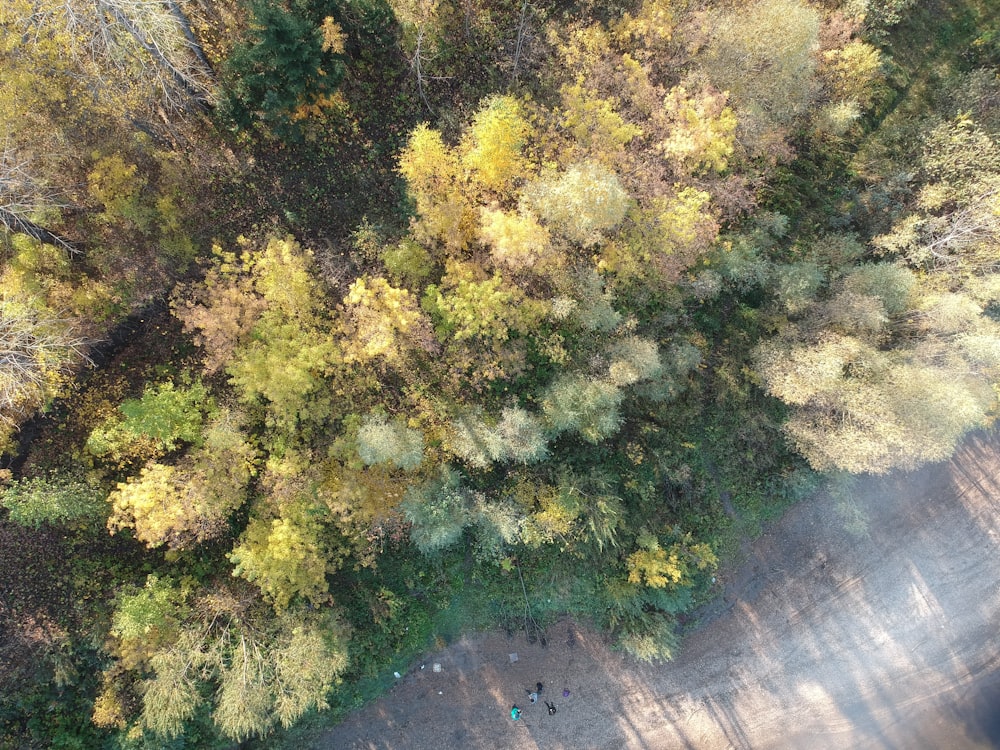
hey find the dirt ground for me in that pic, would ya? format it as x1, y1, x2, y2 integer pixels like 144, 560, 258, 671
316, 433, 1000, 750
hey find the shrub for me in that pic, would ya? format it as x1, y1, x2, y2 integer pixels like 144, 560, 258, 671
541, 374, 624, 442
1, 471, 105, 529
401, 468, 474, 555
356, 415, 425, 470
522, 162, 631, 247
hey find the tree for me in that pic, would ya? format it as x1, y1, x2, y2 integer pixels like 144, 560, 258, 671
658, 86, 737, 175
86, 379, 212, 469
398, 123, 477, 251
541, 374, 623, 443
754, 121, 1000, 473
460, 94, 534, 194
88, 0, 215, 111
820, 39, 884, 109
110, 575, 188, 669
873, 119, 1000, 271
447, 407, 506, 468
521, 161, 631, 247
6, 0, 214, 119
447, 406, 547, 467
0, 146, 78, 253
1, 470, 105, 529
558, 78, 643, 166
423, 261, 544, 343
755, 261, 1000, 474
107, 408, 256, 549
130, 586, 349, 741
341, 276, 436, 365
356, 414, 425, 470
174, 237, 342, 435
221, 0, 345, 132
606, 337, 662, 387
401, 467, 474, 554
0, 296, 88, 450
626, 528, 716, 589
229, 503, 333, 610
697, 0, 820, 156
478, 207, 561, 275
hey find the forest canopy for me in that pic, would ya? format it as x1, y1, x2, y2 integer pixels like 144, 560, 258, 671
1, 0, 999, 746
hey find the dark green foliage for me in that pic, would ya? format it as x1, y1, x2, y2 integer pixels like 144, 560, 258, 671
220, 0, 346, 134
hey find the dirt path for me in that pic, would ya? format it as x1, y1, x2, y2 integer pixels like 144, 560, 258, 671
315, 433, 1000, 750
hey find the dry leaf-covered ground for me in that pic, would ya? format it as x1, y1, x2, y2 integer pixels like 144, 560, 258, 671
317, 433, 1000, 749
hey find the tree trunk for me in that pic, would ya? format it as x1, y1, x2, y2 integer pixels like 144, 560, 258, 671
0, 207, 78, 254
165, 0, 216, 78
100, 1, 211, 110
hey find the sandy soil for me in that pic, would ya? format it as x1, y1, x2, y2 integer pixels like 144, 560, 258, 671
315, 432, 1000, 750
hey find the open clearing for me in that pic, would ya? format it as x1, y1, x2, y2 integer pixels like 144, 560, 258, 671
317, 432, 1000, 749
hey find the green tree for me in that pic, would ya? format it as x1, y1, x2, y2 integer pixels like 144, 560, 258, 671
134, 591, 349, 741
541, 374, 624, 443
86, 379, 213, 468
423, 261, 544, 343
401, 467, 474, 554
1, 470, 105, 529
221, 0, 345, 132
110, 575, 188, 669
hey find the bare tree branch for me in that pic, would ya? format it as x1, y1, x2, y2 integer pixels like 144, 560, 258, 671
0, 144, 79, 254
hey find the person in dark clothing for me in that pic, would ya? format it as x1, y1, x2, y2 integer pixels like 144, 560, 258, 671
527, 682, 543, 703
545, 701, 557, 715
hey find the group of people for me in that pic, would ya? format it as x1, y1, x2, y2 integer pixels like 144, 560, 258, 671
510, 682, 561, 721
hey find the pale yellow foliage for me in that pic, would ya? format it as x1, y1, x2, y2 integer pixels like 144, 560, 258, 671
342, 276, 432, 363
756, 333, 870, 406
478, 207, 559, 273
523, 161, 632, 246
659, 86, 737, 174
